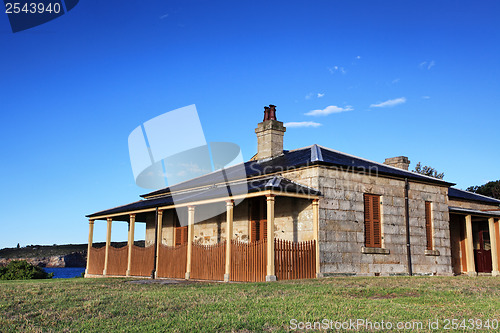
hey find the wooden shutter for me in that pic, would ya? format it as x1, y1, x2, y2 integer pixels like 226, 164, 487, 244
175, 226, 188, 246
250, 220, 258, 242
425, 201, 433, 250
250, 219, 267, 242
175, 227, 182, 246
259, 220, 267, 241
364, 194, 381, 248
174, 214, 186, 246
250, 198, 267, 242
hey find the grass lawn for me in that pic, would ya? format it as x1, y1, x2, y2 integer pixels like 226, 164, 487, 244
0, 276, 499, 332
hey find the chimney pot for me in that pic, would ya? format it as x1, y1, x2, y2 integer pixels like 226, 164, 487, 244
263, 106, 270, 121
268, 105, 277, 120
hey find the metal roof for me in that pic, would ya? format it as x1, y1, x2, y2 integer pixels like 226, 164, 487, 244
87, 145, 470, 219
449, 206, 500, 217
142, 145, 454, 199
448, 187, 500, 205
86, 176, 320, 218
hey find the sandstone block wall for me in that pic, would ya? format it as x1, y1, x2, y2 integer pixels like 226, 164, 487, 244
145, 196, 314, 246
144, 163, 455, 277
285, 166, 452, 276
449, 199, 499, 211
274, 197, 313, 242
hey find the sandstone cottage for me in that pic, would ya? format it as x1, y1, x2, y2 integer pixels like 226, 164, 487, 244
86, 105, 500, 281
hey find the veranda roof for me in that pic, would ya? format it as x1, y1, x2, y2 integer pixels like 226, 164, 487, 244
86, 176, 321, 219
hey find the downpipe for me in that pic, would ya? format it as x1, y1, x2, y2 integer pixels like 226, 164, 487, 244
152, 207, 158, 279
405, 178, 413, 276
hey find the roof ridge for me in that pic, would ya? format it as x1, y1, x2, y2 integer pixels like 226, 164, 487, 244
311, 144, 324, 162
265, 176, 282, 188
286, 144, 316, 153
316, 145, 453, 185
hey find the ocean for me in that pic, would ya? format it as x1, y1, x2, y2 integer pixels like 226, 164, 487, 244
43, 267, 86, 279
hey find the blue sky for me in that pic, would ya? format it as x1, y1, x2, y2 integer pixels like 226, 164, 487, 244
0, 0, 499, 249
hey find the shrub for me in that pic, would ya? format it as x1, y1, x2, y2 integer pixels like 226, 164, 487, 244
0, 260, 53, 280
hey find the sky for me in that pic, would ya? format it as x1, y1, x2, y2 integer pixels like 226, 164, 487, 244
0, 0, 499, 249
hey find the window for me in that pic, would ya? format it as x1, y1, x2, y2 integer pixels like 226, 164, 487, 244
250, 220, 267, 242
174, 215, 187, 246
249, 197, 267, 242
425, 201, 433, 250
364, 194, 381, 248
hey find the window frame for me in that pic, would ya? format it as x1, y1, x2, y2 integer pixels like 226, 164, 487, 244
364, 193, 382, 248
425, 201, 433, 251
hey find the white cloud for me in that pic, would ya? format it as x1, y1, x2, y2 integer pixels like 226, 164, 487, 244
306, 92, 325, 99
356, 56, 361, 59
392, 78, 400, 84
419, 60, 435, 70
370, 97, 406, 108
422, 96, 431, 99
305, 105, 353, 116
160, 13, 169, 19
284, 121, 322, 128
327, 66, 346, 74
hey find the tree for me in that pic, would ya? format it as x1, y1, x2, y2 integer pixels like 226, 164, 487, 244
412, 162, 444, 179
466, 180, 500, 199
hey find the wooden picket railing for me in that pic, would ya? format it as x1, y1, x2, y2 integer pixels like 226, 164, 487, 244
230, 239, 267, 282
157, 243, 188, 279
190, 242, 226, 281
87, 246, 105, 275
275, 239, 316, 280
129, 245, 155, 277
87, 239, 317, 281
106, 246, 128, 276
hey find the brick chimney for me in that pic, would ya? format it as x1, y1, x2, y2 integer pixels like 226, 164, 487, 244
384, 156, 411, 170
255, 105, 286, 160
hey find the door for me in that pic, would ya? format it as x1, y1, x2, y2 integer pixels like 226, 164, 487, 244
473, 222, 492, 273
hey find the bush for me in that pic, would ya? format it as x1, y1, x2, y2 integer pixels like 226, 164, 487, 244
0, 260, 53, 280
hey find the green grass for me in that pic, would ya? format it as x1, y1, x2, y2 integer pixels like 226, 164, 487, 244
0, 276, 499, 332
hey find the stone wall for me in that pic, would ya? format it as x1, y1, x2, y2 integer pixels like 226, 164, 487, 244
285, 165, 452, 276
145, 213, 156, 247
191, 201, 250, 245
146, 201, 252, 246
145, 163, 455, 277
145, 196, 314, 246
449, 199, 499, 211
274, 197, 314, 242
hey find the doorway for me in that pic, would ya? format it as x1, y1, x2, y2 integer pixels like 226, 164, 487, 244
473, 220, 492, 273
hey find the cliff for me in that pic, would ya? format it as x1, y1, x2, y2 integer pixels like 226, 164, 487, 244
0, 252, 87, 268
0, 241, 145, 268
